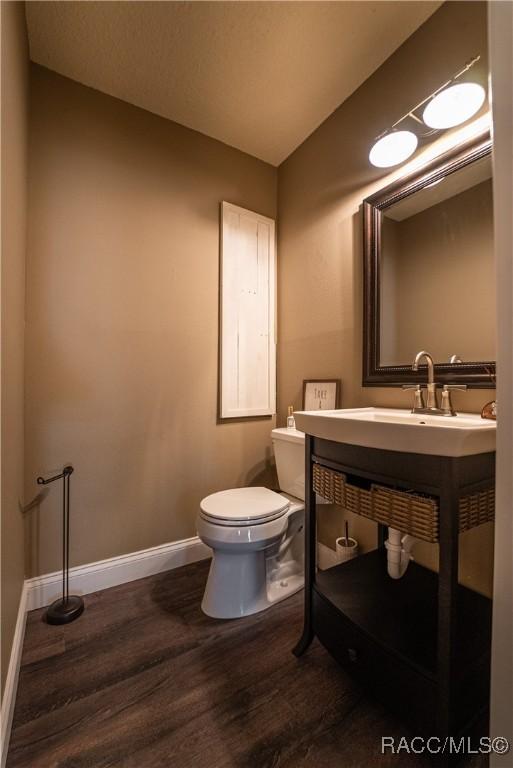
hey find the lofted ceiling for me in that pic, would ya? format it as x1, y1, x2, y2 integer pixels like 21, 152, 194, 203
25, 1, 442, 166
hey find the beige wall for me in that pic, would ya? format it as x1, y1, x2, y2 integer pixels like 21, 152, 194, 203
278, 1, 495, 595
1, 2, 29, 695
25, 65, 277, 577
382, 178, 495, 365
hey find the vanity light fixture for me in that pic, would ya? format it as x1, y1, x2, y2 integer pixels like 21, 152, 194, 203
422, 82, 486, 129
369, 56, 485, 169
368, 130, 418, 168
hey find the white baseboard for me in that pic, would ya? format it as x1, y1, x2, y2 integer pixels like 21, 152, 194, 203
26, 536, 211, 611
1, 583, 28, 768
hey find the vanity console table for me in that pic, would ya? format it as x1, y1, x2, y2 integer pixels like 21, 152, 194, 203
294, 435, 494, 759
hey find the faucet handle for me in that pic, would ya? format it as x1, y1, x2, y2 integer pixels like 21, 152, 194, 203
402, 384, 425, 412
440, 384, 467, 416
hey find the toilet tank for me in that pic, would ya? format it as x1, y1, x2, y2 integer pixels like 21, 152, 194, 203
271, 428, 305, 501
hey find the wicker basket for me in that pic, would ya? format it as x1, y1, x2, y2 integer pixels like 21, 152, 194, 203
312, 463, 494, 544
459, 488, 495, 532
370, 484, 438, 542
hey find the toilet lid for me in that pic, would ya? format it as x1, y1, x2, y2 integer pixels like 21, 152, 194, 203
200, 487, 289, 524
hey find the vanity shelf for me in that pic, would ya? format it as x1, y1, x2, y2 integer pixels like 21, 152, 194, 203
294, 435, 495, 764
315, 550, 491, 681
314, 550, 491, 736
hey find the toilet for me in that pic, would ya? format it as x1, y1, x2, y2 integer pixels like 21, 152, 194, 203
197, 427, 305, 619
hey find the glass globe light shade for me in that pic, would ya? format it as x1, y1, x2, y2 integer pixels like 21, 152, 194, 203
422, 82, 486, 129
369, 131, 418, 168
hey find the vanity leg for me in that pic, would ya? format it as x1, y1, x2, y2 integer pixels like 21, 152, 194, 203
293, 435, 316, 657
435, 461, 460, 764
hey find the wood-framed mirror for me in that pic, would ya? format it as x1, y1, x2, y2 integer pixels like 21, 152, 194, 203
363, 131, 495, 387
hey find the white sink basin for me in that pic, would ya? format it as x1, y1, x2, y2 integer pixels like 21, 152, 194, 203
293, 407, 496, 457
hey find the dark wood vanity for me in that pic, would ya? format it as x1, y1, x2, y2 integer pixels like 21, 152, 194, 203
292, 125, 497, 763
294, 435, 494, 763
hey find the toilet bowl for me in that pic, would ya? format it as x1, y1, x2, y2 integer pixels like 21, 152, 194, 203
197, 428, 305, 619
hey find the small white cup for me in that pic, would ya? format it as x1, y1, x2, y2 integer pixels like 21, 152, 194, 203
335, 536, 359, 563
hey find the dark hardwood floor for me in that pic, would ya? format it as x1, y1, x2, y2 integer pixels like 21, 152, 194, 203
7, 560, 487, 768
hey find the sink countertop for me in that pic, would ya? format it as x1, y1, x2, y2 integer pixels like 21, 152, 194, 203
293, 407, 496, 457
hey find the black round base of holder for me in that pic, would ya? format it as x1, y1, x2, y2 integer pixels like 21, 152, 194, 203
45, 595, 84, 625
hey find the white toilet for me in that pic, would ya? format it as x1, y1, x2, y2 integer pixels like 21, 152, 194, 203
197, 427, 305, 619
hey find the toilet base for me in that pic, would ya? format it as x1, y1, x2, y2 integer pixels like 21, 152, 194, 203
266, 571, 304, 607
201, 547, 304, 620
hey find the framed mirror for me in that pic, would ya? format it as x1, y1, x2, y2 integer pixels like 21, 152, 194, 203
363, 132, 495, 387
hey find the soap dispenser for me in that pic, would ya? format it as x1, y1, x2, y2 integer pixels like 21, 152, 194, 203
287, 406, 296, 429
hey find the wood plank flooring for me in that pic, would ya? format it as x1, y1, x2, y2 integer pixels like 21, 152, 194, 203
7, 560, 487, 768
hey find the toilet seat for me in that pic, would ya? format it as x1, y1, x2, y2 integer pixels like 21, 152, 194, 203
200, 487, 290, 527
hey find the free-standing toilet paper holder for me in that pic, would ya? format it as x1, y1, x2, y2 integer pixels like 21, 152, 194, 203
37, 465, 84, 624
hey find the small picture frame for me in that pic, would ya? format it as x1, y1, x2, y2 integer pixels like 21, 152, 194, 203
302, 379, 341, 411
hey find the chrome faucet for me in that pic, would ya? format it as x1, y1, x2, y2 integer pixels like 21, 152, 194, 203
412, 350, 438, 411
403, 350, 468, 416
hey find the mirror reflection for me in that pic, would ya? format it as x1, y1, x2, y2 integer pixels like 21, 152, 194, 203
379, 155, 494, 367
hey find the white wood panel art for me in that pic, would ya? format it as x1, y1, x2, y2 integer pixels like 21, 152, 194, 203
220, 202, 276, 418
